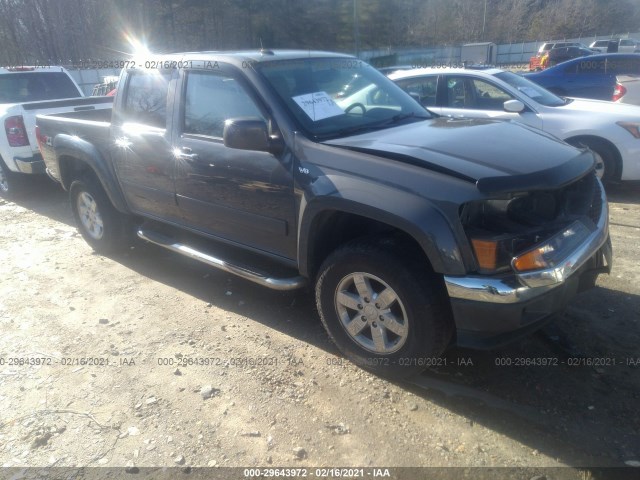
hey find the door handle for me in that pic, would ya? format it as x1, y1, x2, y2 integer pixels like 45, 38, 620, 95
175, 147, 198, 161
176, 153, 199, 160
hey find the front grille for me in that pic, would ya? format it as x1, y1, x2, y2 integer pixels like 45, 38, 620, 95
587, 174, 603, 225
557, 171, 602, 226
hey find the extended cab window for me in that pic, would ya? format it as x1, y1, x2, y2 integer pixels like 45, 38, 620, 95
183, 71, 264, 138
124, 70, 171, 128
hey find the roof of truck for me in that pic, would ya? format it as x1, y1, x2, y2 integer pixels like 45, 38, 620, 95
138, 49, 353, 66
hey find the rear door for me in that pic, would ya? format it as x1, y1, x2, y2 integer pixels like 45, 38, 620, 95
111, 69, 181, 221
172, 66, 296, 259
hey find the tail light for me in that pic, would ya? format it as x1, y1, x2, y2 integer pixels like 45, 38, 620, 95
4, 115, 30, 147
613, 83, 627, 102
35, 125, 50, 151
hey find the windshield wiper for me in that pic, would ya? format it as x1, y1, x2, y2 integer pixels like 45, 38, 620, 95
380, 112, 432, 125
331, 112, 430, 138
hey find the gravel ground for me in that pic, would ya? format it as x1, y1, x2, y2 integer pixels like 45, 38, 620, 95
0, 177, 638, 479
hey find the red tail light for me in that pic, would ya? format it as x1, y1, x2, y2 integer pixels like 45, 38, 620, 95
613, 83, 627, 102
35, 125, 49, 151
4, 115, 30, 147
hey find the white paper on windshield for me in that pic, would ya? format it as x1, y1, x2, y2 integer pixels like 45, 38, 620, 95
292, 91, 344, 121
518, 87, 541, 98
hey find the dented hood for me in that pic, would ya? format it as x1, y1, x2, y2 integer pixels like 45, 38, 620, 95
323, 117, 595, 194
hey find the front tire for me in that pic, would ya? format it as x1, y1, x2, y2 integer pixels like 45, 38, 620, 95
315, 238, 454, 378
70, 176, 128, 254
566, 138, 618, 183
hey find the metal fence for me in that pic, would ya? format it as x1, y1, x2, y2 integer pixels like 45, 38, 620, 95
67, 32, 640, 95
361, 32, 640, 67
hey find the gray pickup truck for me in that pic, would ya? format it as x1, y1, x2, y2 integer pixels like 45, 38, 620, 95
36, 50, 612, 377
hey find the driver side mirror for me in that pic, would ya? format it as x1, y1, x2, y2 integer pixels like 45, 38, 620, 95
503, 99, 525, 113
223, 118, 282, 154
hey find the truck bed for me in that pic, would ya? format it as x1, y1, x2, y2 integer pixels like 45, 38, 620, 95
38, 105, 112, 122
36, 108, 113, 183
13, 96, 113, 158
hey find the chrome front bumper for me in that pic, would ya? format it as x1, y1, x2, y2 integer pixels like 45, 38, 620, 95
444, 179, 610, 305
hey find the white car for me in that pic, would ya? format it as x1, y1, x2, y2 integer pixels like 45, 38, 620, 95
614, 75, 640, 105
390, 67, 640, 182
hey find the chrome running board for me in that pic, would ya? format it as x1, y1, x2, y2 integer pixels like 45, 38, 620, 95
137, 229, 306, 291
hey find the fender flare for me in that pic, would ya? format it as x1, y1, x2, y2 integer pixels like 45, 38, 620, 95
297, 194, 467, 278
54, 134, 130, 213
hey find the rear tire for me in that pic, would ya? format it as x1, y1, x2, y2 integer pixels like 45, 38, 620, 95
315, 238, 454, 378
70, 175, 129, 254
0, 157, 22, 199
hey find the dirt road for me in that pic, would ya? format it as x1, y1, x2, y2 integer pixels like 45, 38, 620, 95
0, 177, 638, 478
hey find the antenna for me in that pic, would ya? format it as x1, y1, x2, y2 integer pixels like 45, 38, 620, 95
259, 39, 274, 56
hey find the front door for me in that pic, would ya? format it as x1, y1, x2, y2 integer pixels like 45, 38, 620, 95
438, 75, 543, 130
173, 67, 296, 259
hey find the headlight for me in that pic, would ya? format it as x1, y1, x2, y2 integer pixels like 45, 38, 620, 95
461, 196, 557, 273
461, 187, 596, 274
511, 220, 592, 272
468, 220, 591, 274
617, 121, 640, 139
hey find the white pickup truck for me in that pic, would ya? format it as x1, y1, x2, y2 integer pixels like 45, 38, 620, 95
0, 66, 113, 198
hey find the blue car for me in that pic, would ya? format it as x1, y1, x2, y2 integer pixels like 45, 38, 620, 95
525, 53, 640, 100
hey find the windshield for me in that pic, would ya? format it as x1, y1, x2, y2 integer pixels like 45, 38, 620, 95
256, 58, 430, 139
0, 72, 81, 103
495, 71, 566, 107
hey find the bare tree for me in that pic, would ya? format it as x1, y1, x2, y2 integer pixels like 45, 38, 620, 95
1, 0, 640, 66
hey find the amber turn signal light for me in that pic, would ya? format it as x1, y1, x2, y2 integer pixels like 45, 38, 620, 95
512, 246, 551, 272
471, 239, 498, 270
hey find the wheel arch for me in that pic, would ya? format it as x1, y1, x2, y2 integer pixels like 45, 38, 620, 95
564, 134, 622, 181
298, 199, 466, 280
53, 134, 129, 213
